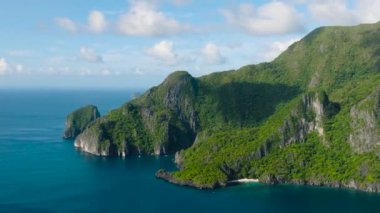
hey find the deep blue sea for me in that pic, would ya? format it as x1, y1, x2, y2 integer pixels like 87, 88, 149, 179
0, 90, 379, 213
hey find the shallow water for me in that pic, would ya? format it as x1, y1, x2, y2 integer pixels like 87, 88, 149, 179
0, 90, 379, 213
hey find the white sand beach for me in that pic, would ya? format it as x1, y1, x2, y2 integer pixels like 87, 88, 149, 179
228, 178, 259, 184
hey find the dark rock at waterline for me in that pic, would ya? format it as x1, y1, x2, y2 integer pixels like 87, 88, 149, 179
155, 169, 221, 190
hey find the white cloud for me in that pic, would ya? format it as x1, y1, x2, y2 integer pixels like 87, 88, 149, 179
0, 59, 31, 76
101, 68, 111, 76
79, 68, 92, 76
56, 11, 107, 34
79, 68, 113, 76
48, 56, 67, 64
201, 43, 225, 65
12, 64, 31, 75
263, 38, 301, 62
55, 18, 77, 33
46, 66, 71, 75
170, 0, 191, 6
0, 58, 9, 75
134, 68, 145, 75
308, 0, 356, 25
15, 64, 23, 73
283, 0, 309, 4
308, 0, 380, 25
147, 40, 179, 65
54, 1, 192, 36
356, 0, 380, 23
88, 10, 107, 33
117, 1, 190, 36
80, 47, 103, 63
8, 50, 31, 57
136, 0, 191, 6
221, 2, 304, 35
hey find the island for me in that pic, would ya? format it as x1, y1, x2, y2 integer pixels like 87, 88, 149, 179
63, 22, 380, 193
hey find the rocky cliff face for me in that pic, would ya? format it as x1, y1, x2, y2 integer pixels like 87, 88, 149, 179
137, 71, 199, 155
254, 92, 340, 159
63, 105, 100, 139
74, 119, 106, 156
74, 117, 127, 156
349, 87, 380, 154
161, 72, 199, 133
279, 91, 339, 146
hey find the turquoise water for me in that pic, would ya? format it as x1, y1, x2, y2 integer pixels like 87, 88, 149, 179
0, 90, 379, 213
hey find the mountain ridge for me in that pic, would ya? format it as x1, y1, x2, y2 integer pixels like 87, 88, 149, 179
63, 22, 380, 192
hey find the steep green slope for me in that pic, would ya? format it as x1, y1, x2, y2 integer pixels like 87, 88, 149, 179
63, 105, 100, 139
66, 22, 380, 192
161, 23, 380, 191
74, 71, 199, 156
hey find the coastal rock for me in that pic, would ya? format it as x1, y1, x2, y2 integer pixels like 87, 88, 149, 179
155, 169, 219, 189
260, 175, 380, 193
349, 87, 380, 154
260, 174, 279, 185
63, 105, 100, 139
74, 118, 111, 156
174, 151, 184, 168
74, 117, 127, 156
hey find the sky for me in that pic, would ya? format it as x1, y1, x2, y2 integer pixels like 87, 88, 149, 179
0, 0, 379, 89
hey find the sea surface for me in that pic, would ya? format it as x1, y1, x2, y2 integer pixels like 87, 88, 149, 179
0, 89, 379, 213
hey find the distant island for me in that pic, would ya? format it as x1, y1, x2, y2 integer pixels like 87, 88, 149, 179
64, 22, 380, 193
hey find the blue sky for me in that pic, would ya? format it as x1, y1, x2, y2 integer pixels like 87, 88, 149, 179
0, 0, 379, 89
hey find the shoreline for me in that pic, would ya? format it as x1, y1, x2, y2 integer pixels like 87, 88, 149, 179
156, 170, 380, 193
227, 178, 260, 184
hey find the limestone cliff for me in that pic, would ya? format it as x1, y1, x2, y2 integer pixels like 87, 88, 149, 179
349, 87, 380, 154
255, 92, 340, 159
74, 118, 107, 156
280, 91, 339, 144
137, 71, 199, 155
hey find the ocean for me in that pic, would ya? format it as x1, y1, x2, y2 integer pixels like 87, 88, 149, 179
0, 89, 379, 213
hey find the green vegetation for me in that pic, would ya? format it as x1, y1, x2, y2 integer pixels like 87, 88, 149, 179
63, 105, 100, 139
69, 22, 380, 191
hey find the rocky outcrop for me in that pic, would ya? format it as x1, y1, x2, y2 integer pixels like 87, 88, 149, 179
279, 92, 339, 147
63, 105, 100, 139
260, 174, 380, 193
74, 115, 130, 157
155, 169, 219, 189
74, 118, 113, 156
135, 71, 199, 156
75, 124, 104, 156
162, 71, 199, 133
254, 92, 340, 159
349, 87, 380, 154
